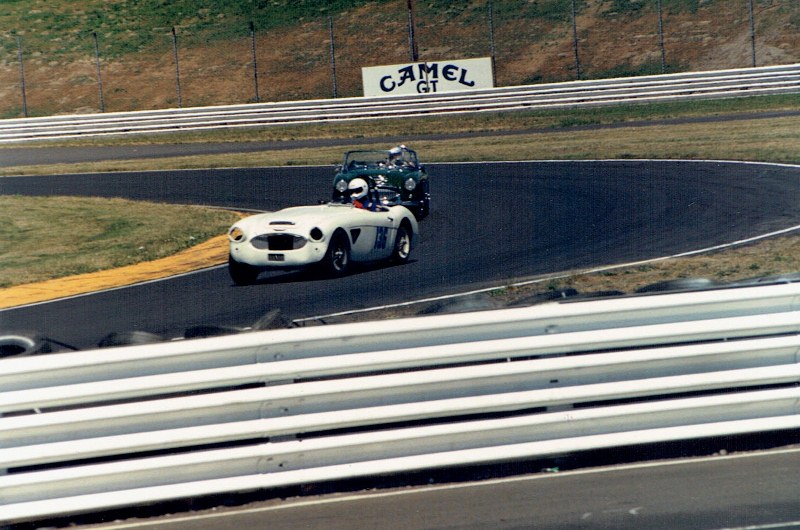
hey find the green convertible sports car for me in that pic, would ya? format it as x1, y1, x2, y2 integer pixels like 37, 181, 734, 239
332, 145, 430, 220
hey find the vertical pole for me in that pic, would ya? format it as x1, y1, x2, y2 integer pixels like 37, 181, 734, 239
328, 16, 338, 99
657, 0, 666, 74
488, 0, 497, 87
250, 22, 260, 103
171, 26, 182, 108
748, 0, 756, 67
93, 32, 106, 112
407, 0, 419, 62
571, 0, 582, 79
16, 36, 28, 118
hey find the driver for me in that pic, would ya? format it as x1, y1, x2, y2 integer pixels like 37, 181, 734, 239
348, 178, 387, 212
388, 145, 405, 167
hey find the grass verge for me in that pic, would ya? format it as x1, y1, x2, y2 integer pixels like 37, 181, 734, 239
0, 195, 240, 288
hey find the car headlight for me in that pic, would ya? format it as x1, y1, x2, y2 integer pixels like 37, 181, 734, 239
335, 179, 348, 193
228, 226, 246, 242
404, 177, 417, 191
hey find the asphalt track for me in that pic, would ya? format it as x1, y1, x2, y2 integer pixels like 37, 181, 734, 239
1, 160, 799, 350
108, 448, 800, 530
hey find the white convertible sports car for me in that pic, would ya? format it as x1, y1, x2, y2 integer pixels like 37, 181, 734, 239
227, 202, 419, 284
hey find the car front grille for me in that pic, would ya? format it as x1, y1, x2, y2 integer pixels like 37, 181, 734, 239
251, 234, 307, 251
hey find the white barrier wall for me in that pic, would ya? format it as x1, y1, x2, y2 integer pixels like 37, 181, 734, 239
2, 282, 800, 523
4, 64, 797, 142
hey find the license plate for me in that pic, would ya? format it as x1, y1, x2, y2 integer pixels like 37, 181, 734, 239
268, 254, 285, 262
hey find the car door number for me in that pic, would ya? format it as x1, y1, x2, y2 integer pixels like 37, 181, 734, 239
374, 226, 389, 250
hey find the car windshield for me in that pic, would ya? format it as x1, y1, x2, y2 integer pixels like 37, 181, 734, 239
344, 149, 417, 169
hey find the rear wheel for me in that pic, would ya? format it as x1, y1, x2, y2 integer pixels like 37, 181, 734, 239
391, 223, 412, 263
322, 230, 350, 276
229, 254, 260, 285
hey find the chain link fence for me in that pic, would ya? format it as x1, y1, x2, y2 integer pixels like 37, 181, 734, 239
1, 0, 798, 118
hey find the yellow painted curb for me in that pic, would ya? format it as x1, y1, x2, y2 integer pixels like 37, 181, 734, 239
0, 235, 230, 309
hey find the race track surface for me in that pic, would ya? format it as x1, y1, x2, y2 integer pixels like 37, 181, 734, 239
140, 448, 800, 530
1, 160, 798, 349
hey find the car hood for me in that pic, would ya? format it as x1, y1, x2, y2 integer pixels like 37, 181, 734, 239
234, 204, 357, 234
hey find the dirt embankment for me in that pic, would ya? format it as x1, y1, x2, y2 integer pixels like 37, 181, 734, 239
0, 0, 798, 117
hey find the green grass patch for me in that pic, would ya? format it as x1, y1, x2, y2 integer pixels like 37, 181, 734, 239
0, 0, 393, 59
0, 196, 238, 288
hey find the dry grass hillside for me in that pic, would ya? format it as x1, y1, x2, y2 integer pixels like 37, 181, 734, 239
0, 0, 798, 117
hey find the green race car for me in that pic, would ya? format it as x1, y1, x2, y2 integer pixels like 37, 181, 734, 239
332, 146, 430, 220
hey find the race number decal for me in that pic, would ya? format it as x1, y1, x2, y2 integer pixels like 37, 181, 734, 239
374, 227, 389, 250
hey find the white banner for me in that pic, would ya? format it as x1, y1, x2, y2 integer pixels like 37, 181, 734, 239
362, 57, 494, 97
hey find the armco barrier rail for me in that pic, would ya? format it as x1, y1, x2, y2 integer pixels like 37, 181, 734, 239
1, 63, 799, 143
2, 282, 800, 523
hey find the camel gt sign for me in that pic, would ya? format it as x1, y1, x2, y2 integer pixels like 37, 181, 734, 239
362, 57, 493, 97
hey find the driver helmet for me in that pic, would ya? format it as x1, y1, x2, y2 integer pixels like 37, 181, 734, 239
348, 178, 369, 201
389, 146, 404, 165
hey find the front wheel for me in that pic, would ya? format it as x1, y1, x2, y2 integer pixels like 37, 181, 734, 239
322, 231, 351, 276
229, 254, 260, 285
391, 223, 412, 263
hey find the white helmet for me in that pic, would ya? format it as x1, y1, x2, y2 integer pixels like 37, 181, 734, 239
389, 146, 403, 156
348, 178, 369, 201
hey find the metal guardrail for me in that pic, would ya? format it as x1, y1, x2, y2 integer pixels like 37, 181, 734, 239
1, 63, 799, 143
2, 282, 800, 523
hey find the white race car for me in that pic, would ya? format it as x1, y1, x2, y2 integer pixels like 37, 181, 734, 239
227, 202, 419, 284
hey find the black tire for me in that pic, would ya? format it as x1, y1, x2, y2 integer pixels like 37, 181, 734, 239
228, 254, 260, 285
322, 230, 350, 276
391, 222, 413, 263
0, 332, 53, 358
97, 331, 164, 348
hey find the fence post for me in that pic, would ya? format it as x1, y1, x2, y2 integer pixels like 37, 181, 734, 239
171, 26, 182, 108
407, 0, 419, 62
657, 0, 666, 73
328, 16, 338, 98
571, 0, 582, 79
748, 0, 757, 67
92, 32, 106, 112
488, 0, 497, 86
250, 22, 260, 103
16, 36, 28, 117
